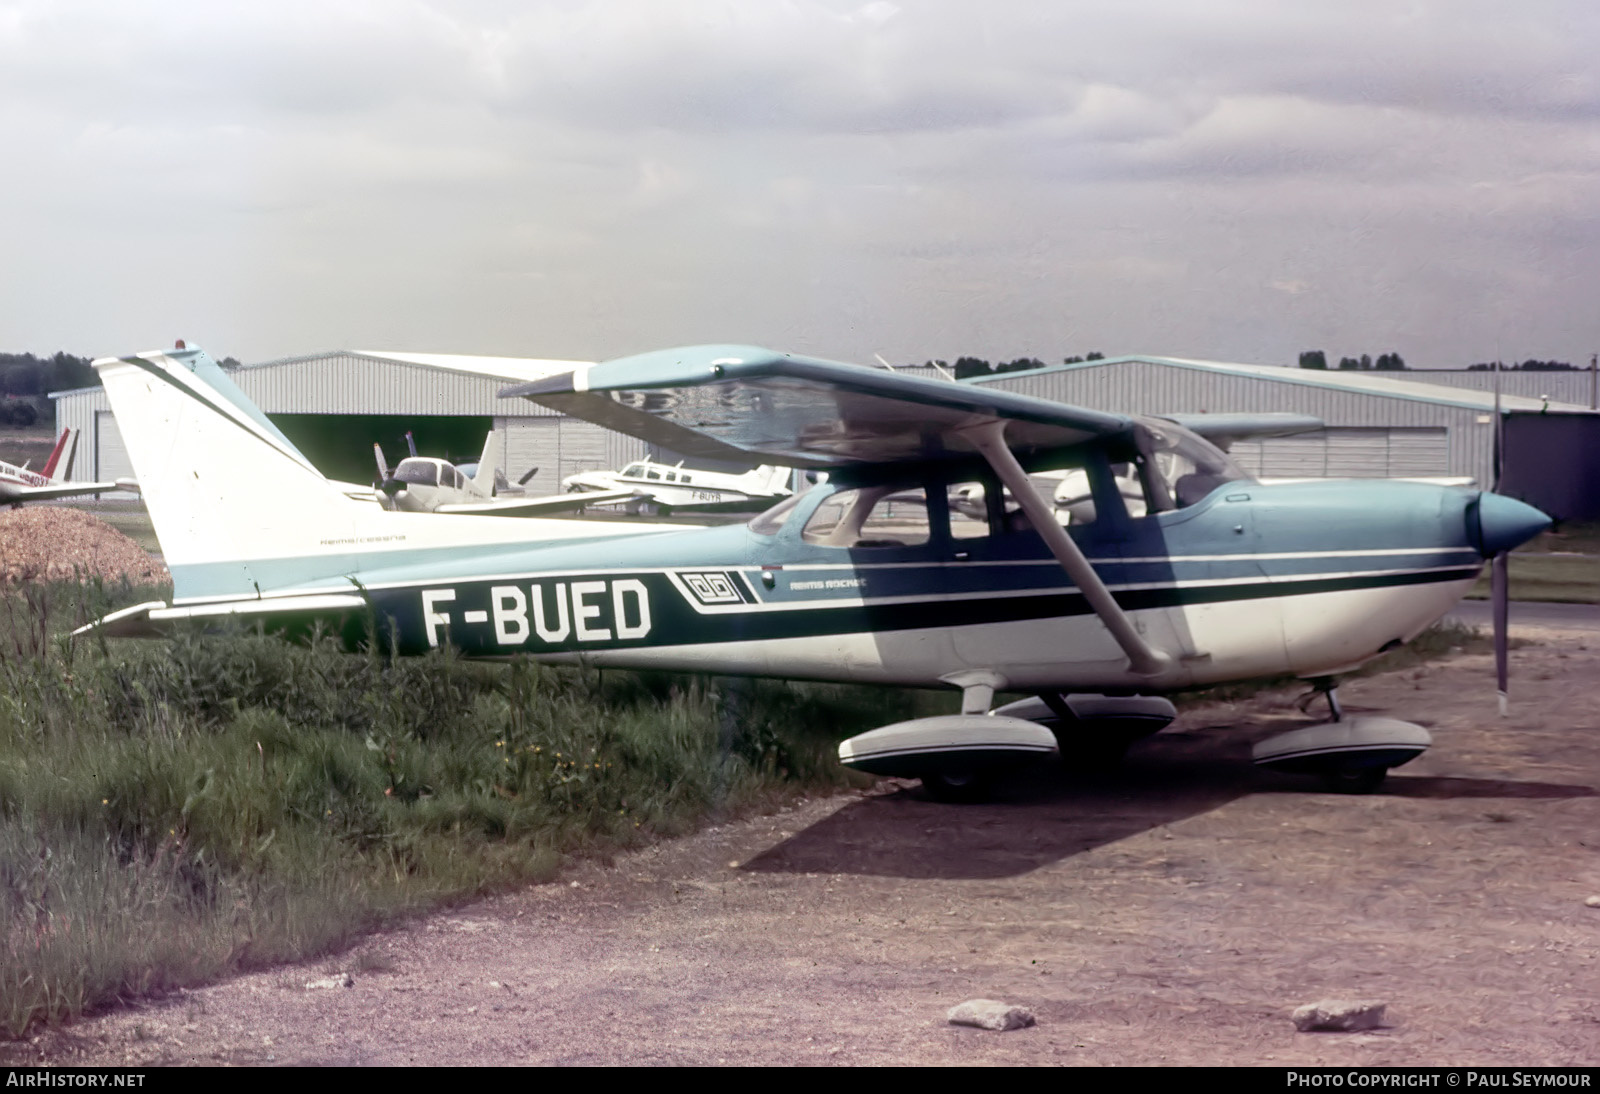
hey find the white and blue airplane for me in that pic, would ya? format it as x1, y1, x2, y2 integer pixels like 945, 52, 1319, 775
85, 344, 1550, 799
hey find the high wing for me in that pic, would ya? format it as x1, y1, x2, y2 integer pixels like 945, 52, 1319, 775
501, 345, 1134, 470
434, 487, 637, 516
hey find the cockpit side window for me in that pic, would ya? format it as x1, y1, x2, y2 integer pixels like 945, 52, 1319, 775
748, 491, 805, 535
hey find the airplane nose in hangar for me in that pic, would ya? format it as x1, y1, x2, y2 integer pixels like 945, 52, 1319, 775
1473, 492, 1552, 558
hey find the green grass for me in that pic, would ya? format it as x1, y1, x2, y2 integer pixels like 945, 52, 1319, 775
1461, 521, 1600, 604
0, 579, 908, 1037
1466, 552, 1600, 603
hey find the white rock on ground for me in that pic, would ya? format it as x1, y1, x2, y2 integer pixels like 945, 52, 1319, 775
1292, 999, 1387, 1032
303, 974, 354, 991
946, 999, 1036, 1031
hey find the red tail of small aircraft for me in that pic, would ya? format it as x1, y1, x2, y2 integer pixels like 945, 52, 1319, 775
39, 429, 72, 482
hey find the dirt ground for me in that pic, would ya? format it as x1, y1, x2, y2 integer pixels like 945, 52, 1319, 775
0, 507, 167, 586
10, 616, 1600, 1067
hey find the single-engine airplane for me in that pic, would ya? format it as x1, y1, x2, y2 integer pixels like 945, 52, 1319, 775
0, 428, 123, 505
371, 429, 636, 517
84, 344, 1550, 799
562, 458, 794, 517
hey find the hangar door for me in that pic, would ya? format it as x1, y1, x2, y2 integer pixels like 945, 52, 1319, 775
95, 410, 131, 482
498, 417, 649, 494
1230, 427, 1448, 479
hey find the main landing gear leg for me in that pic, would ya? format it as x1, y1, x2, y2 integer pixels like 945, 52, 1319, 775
1296, 676, 1343, 723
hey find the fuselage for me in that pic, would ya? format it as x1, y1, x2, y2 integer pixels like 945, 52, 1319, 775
562, 460, 788, 511
196, 474, 1518, 694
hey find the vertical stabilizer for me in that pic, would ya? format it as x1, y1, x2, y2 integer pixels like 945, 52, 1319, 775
40, 429, 73, 482
92, 347, 369, 596
471, 430, 501, 493
754, 464, 792, 496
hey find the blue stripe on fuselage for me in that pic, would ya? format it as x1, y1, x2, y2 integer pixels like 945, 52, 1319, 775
168, 479, 1485, 650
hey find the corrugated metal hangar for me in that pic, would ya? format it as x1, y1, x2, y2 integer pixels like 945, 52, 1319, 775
53, 348, 1600, 519
969, 356, 1600, 519
53, 350, 650, 495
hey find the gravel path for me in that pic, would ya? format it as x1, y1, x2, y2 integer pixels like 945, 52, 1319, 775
8, 620, 1599, 1067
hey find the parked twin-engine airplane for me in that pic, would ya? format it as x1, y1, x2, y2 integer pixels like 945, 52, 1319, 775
0, 428, 122, 505
370, 430, 635, 517
86, 344, 1550, 799
562, 458, 794, 517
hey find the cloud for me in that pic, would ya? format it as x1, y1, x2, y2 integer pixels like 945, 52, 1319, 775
0, 0, 1596, 369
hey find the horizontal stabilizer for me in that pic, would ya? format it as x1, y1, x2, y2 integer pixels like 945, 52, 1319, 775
435, 487, 637, 516
77, 593, 370, 639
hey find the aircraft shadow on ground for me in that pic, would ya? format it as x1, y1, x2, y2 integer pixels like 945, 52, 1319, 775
746, 724, 1256, 881
744, 724, 1597, 881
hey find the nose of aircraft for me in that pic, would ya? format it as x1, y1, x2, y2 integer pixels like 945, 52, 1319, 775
1473, 491, 1552, 558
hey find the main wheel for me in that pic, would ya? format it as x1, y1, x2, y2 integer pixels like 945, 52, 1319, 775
921, 771, 993, 803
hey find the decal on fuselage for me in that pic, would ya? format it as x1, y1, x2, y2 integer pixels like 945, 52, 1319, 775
678, 571, 750, 605
420, 579, 651, 649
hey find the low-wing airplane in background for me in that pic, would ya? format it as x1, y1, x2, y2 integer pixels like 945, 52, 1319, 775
371, 429, 637, 517
84, 344, 1550, 799
562, 458, 794, 517
0, 428, 123, 506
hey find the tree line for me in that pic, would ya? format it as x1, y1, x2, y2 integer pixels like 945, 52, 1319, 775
0, 350, 242, 427
1300, 351, 1588, 372
1466, 359, 1584, 371
924, 353, 1105, 380
1296, 351, 1408, 371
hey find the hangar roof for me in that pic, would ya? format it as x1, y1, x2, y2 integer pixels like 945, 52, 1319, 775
968, 355, 1596, 415
327, 350, 591, 384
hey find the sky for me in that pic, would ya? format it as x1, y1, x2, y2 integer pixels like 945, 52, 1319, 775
1, 0, 1596, 369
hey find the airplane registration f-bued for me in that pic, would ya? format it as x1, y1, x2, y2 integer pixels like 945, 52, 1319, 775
85, 344, 1550, 799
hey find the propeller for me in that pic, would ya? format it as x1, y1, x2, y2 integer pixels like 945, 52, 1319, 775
405, 431, 418, 458
518, 466, 539, 486
373, 443, 390, 485
1477, 362, 1552, 716
1492, 364, 1508, 716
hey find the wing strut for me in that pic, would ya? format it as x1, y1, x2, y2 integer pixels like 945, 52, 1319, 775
961, 420, 1172, 678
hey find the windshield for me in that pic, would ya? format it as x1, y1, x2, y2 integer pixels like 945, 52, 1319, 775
394, 459, 440, 486
1139, 420, 1251, 509
748, 491, 806, 535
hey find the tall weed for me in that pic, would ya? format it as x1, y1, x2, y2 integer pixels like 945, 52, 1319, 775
0, 581, 909, 1036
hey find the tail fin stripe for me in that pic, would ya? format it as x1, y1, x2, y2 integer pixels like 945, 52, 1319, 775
117, 355, 317, 475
